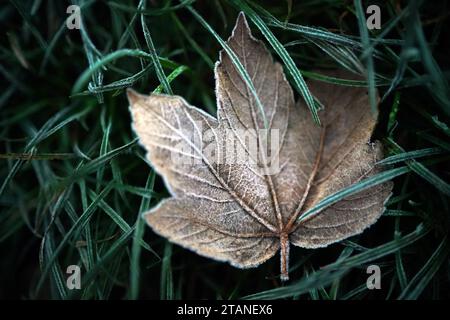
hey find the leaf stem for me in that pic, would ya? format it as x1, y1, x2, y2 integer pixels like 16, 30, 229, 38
280, 233, 290, 281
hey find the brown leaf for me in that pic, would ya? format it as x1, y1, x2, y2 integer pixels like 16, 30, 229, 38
127, 12, 393, 281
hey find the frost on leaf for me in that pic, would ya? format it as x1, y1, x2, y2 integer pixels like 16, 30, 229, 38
127, 12, 393, 281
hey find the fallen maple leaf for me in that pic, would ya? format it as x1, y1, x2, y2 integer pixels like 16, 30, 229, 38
127, 12, 393, 281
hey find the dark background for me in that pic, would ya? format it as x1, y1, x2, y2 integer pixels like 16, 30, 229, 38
0, 0, 449, 299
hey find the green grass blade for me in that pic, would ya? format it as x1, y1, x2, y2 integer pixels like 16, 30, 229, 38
129, 172, 156, 299
378, 147, 445, 165
139, 0, 173, 94
386, 139, 450, 196
354, 0, 377, 116
244, 223, 430, 299
398, 236, 449, 299
35, 182, 114, 295
232, 0, 321, 125
187, 5, 269, 128
298, 166, 410, 223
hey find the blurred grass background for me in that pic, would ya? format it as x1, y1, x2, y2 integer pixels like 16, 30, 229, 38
0, 0, 449, 299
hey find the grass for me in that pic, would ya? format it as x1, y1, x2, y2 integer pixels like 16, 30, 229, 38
0, 0, 449, 299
